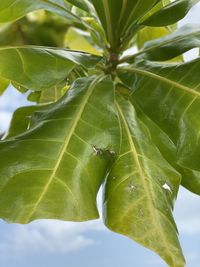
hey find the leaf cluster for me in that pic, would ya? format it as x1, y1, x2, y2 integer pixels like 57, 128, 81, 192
0, 1, 200, 266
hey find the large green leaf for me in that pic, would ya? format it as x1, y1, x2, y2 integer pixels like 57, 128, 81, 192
0, 76, 119, 223
0, 0, 81, 24
140, 24, 200, 61
141, 0, 199, 26
0, 46, 101, 91
131, 99, 200, 195
103, 95, 184, 267
120, 24, 199, 63
118, 58, 200, 194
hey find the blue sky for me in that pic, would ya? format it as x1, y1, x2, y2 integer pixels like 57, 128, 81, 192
0, 4, 200, 267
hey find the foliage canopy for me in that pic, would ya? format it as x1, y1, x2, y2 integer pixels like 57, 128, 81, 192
0, 1, 200, 266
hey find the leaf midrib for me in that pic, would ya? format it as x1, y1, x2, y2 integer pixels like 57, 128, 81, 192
137, 28, 200, 58
122, 66, 200, 97
120, 27, 200, 63
116, 100, 176, 262
24, 76, 101, 223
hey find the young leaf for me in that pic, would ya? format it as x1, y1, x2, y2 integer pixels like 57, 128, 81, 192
0, 76, 119, 223
89, 0, 159, 49
103, 95, 185, 267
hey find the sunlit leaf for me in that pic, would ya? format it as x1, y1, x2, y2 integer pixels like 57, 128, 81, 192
118, 57, 200, 195
0, 76, 119, 223
0, 46, 101, 90
104, 95, 185, 267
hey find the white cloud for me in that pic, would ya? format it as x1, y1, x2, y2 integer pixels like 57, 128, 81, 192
0, 218, 104, 259
0, 190, 105, 259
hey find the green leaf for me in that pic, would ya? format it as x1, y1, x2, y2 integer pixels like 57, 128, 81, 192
103, 94, 185, 267
0, 0, 82, 24
29, 82, 70, 104
139, 24, 200, 61
0, 11, 72, 47
135, 1, 179, 51
0, 76, 9, 95
179, 167, 200, 195
65, 27, 102, 55
136, 26, 170, 49
27, 80, 70, 104
89, 0, 159, 49
38, 85, 67, 104
139, 0, 170, 25
118, 58, 200, 194
0, 1, 199, 265
0, 76, 119, 223
141, 0, 199, 27
132, 99, 200, 195
66, 0, 92, 12
5, 105, 47, 139
0, 46, 101, 91
121, 24, 199, 63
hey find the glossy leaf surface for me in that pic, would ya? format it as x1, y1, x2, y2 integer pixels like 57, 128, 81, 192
0, 46, 101, 91
118, 58, 200, 194
132, 100, 200, 196
140, 24, 200, 61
